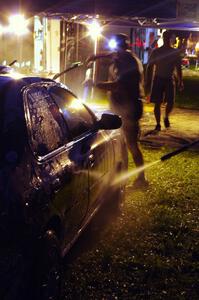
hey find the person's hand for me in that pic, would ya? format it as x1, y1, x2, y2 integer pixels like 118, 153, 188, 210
86, 55, 96, 66
82, 78, 94, 87
178, 80, 184, 92
145, 95, 151, 103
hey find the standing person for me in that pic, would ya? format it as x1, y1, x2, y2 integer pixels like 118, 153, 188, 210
87, 33, 148, 188
195, 41, 199, 69
145, 30, 184, 131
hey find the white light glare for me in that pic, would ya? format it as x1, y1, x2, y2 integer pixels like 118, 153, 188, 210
0, 24, 9, 34
0, 24, 3, 34
10, 70, 23, 79
108, 38, 117, 50
8, 14, 29, 35
87, 20, 102, 40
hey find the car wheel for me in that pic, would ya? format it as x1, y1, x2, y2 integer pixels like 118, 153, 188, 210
34, 230, 62, 300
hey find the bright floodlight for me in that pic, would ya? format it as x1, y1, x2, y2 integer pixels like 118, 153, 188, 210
87, 20, 102, 40
8, 14, 29, 35
108, 38, 117, 50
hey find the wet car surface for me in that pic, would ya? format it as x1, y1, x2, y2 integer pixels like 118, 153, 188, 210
0, 75, 128, 299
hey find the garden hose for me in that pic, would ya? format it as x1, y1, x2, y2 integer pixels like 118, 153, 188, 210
161, 139, 199, 161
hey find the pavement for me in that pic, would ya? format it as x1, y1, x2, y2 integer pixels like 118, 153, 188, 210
140, 105, 199, 149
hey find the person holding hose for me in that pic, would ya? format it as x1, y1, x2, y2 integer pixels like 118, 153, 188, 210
87, 33, 148, 189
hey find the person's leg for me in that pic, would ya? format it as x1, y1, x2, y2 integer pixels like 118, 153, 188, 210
165, 101, 173, 118
123, 121, 148, 187
154, 102, 161, 130
150, 77, 163, 130
130, 142, 145, 179
164, 79, 175, 127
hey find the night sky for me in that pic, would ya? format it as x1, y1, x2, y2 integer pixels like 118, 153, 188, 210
0, 0, 176, 18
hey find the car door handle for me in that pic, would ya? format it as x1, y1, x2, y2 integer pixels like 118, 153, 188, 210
89, 154, 95, 166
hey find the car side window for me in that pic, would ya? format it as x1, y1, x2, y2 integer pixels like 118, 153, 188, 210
49, 86, 95, 139
25, 86, 69, 156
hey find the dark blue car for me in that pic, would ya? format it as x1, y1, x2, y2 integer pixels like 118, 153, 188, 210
0, 75, 128, 300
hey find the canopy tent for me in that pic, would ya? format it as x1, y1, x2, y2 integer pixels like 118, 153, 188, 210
0, 0, 175, 23
40, 10, 199, 32
33, 1, 199, 93
1, 0, 199, 31
36, 0, 198, 32
155, 19, 199, 31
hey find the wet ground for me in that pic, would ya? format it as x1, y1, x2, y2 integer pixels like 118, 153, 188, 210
61, 105, 199, 299
65, 105, 199, 263
141, 105, 199, 148
63, 106, 199, 262
92, 103, 199, 148
1, 105, 198, 299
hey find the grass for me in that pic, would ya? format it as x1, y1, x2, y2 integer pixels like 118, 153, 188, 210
176, 72, 199, 110
62, 146, 199, 299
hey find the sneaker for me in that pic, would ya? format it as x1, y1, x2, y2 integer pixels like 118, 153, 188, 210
154, 124, 161, 131
132, 177, 149, 190
164, 118, 170, 128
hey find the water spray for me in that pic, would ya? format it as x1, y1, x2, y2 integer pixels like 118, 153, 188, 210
112, 139, 199, 187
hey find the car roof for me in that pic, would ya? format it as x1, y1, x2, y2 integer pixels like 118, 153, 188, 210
0, 75, 55, 127
0, 75, 55, 105
0, 65, 13, 74
0, 75, 54, 89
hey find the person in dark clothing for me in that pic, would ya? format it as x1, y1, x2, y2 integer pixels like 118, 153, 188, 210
87, 33, 148, 188
146, 30, 184, 131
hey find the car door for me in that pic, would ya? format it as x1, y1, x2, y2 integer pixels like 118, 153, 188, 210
48, 85, 112, 209
49, 85, 119, 208
23, 84, 90, 245
92, 127, 118, 205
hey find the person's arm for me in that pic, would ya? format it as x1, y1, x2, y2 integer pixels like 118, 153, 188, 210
96, 80, 119, 91
96, 67, 140, 92
96, 68, 133, 91
145, 50, 155, 94
86, 52, 113, 65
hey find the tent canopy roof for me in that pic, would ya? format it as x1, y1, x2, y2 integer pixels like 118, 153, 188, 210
38, 0, 198, 31
34, 0, 197, 31
42, 11, 199, 32
1, 0, 198, 31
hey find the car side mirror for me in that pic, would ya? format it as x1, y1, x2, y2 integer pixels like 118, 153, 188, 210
96, 113, 122, 130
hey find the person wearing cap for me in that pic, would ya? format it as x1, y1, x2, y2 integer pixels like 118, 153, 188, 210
87, 33, 148, 189
146, 30, 184, 131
